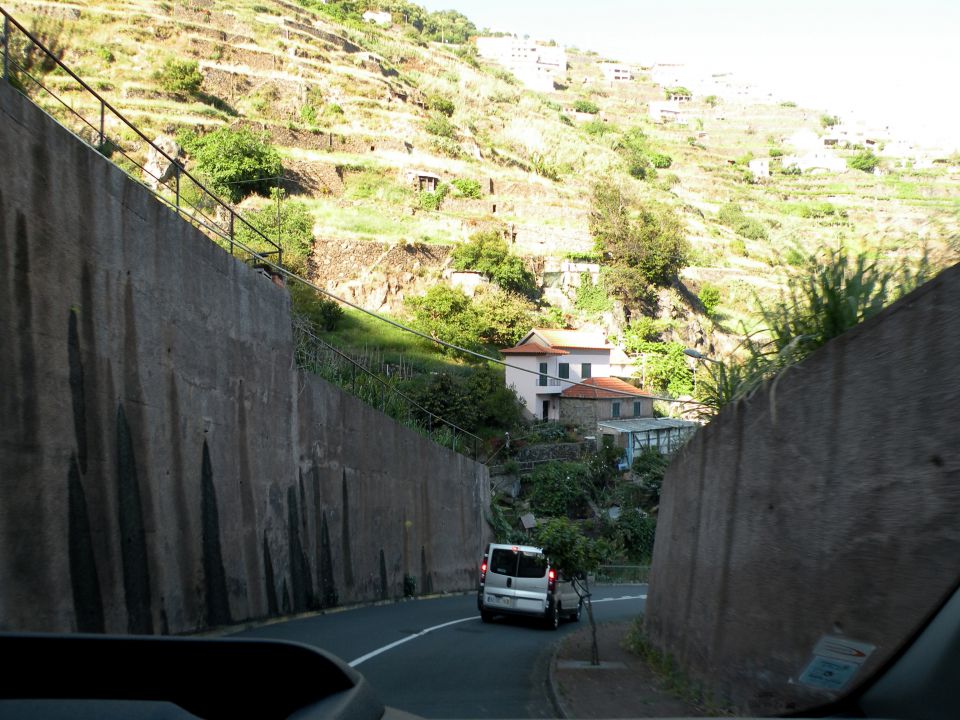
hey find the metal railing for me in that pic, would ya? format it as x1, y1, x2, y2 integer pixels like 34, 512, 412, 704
0, 8, 282, 267
293, 315, 485, 460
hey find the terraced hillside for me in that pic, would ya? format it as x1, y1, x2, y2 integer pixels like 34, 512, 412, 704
7, 0, 959, 355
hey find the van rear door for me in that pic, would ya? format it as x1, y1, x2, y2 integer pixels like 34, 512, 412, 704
511, 550, 549, 614
483, 546, 519, 610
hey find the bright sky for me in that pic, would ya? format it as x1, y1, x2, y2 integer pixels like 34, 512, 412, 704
417, 0, 960, 150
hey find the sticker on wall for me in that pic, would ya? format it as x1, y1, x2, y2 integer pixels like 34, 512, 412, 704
798, 636, 876, 691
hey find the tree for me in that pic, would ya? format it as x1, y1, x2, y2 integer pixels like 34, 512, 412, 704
235, 189, 314, 269
405, 285, 483, 354
848, 150, 880, 174
179, 128, 282, 203
473, 288, 538, 346
155, 58, 203, 96
451, 231, 537, 297
536, 518, 605, 665
590, 184, 689, 307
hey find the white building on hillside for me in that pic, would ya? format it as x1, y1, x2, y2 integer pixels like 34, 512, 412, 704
362, 10, 391, 25
600, 63, 633, 83
501, 328, 612, 421
475, 36, 566, 92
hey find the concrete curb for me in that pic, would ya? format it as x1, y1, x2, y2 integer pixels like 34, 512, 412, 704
547, 638, 573, 719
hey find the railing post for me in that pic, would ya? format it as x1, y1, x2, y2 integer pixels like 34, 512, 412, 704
2, 14, 9, 83
98, 100, 105, 149
174, 163, 180, 210
228, 212, 234, 256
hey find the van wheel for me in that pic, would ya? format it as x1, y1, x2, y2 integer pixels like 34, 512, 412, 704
480, 609, 493, 623
546, 602, 560, 630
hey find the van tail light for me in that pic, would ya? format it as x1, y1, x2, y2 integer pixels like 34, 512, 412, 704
548, 568, 556, 592
480, 560, 487, 582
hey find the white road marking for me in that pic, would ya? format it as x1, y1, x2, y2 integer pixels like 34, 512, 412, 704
348, 593, 647, 667
591, 594, 647, 603
349, 616, 477, 667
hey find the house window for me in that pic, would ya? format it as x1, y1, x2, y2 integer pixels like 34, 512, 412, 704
559, 363, 569, 379
538, 362, 548, 386
612, 401, 621, 418
633, 400, 642, 416
581, 363, 592, 379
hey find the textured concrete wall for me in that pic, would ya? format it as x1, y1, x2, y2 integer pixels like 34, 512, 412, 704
0, 80, 489, 634
645, 265, 960, 714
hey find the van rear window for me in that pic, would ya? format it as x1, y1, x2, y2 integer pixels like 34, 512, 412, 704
517, 551, 547, 578
490, 549, 517, 576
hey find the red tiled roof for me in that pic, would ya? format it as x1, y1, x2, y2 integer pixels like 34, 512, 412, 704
561, 377, 652, 399
500, 341, 568, 356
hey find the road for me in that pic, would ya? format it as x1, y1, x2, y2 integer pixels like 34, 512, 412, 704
235, 584, 647, 718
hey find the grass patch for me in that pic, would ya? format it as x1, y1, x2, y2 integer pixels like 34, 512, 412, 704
624, 619, 733, 715
321, 306, 461, 373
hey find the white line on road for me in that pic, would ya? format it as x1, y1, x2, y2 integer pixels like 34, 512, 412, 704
349, 616, 477, 667
348, 594, 647, 667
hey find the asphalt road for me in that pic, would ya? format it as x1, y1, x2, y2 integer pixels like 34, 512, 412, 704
235, 584, 648, 718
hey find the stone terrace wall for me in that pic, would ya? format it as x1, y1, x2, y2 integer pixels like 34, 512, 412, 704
0, 80, 489, 634
645, 264, 960, 714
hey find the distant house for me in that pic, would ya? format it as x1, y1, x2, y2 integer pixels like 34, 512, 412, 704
362, 10, 391, 26
475, 36, 566, 92
748, 158, 770, 179
600, 63, 633, 83
649, 100, 690, 125
408, 170, 440, 192
560, 377, 654, 434
501, 328, 612, 421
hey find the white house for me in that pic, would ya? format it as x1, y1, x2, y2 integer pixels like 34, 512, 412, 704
475, 36, 566, 92
501, 328, 613, 420
362, 10, 391, 26
600, 63, 633, 83
748, 157, 770, 180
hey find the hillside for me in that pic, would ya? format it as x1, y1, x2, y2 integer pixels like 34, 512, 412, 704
8, 0, 959, 369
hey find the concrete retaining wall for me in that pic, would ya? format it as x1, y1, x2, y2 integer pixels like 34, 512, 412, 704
645, 264, 960, 714
0, 80, 489, 634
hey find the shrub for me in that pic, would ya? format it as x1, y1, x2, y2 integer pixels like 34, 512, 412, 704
425, 112, 456, 138
848, 150, 880, 174
473, 288, 538, 346
178, 127, 282, 203
427, 94, 455, 117
290, 283, 343, 332
155, 58, 203, 95
559, 113, 573, 126
574, 274, 612, 314
730, 237, 747, 256
647, 152, 673, 169
418, 182, 449, 211
529, 462, 591, 518
582, 119, 612, 136
704, 94, 719, 107
780, 100, 797, 108
451, 177, 482, 198
820, 114, 840, 128
665, 86, 692, 99
235, 190, 314, 268
717, 203, 768, 241
769, 147, 783, 158
405, 285, 482, 353
573, 99, 600, 114
698, 284, 721, 316
451, 231, 537, 297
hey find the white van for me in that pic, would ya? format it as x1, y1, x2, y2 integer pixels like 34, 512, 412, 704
477, 543, 582, 629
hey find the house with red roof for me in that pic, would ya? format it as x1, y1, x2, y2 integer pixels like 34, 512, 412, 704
501, 328, 654, 428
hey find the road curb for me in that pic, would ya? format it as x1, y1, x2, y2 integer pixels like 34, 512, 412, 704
547, 641, 573, 719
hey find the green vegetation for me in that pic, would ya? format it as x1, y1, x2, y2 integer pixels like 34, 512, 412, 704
425, 112, 456, 138
848, 150, 880, 174
427, 94, 455, 117
699, 246, 931, 413
590, 184, 689, 307
450, 177, 482, 198
155, 58, 203, 95
665, 86, 692, 99
236, 189, 313, 267
613, 127, 672, 179
820, 114, 840, 128
418, 182, 449, 211
780, 100, 797, 107
178, 128, 282, 203
450, 231, 537, 297
573, 99, 600, 114
704, 95, 719, 107
698, 284, 721, 316
717, 203, 768, 241
574, 274, 612, 314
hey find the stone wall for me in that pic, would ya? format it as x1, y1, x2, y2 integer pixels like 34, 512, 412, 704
645, 264, 960, 714
0, 80, 489, 634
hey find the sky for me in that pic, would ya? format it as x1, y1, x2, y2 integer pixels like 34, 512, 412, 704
417, 0, 960, 151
